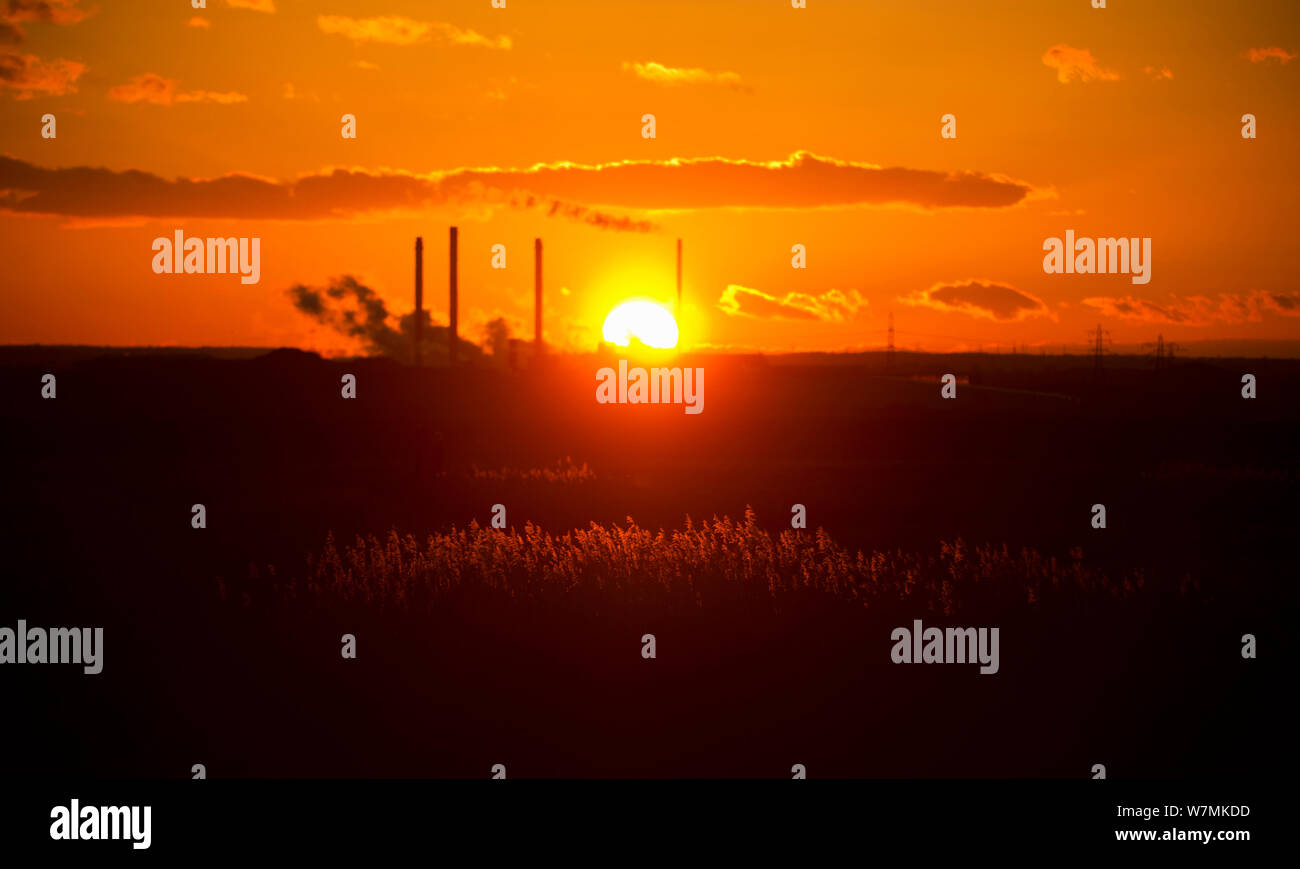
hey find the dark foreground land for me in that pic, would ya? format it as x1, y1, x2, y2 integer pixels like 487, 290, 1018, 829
2, 347, 1294, 778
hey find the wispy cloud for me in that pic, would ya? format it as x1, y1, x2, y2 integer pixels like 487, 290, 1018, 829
902, 281, 1052, 322
0, 0, 92, 43
0, 51, 85, 98
718, 286, 866, 321
1083, 292, 1300, 325
1042, 44, 1120, 84
226, 0, 276, 11
622, 61, 748, 91
1246, 46, 1297, 64
107, 73, 248, 105
316, 15, 511, 49
1144, 65, 1174, 81
187, 16, 211, 29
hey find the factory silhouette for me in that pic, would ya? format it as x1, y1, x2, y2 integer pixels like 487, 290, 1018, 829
404, 229, 686, 368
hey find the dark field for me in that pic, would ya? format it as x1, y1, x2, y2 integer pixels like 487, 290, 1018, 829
2, 347, 1294, 778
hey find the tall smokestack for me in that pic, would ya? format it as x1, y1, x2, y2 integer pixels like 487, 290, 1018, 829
676, 238, 682, 310
449, 226, 459, 367
413, 236, 423, 367
534, 238, 543, 359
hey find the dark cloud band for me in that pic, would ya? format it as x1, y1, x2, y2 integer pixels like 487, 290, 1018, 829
0, 151, 1036, 224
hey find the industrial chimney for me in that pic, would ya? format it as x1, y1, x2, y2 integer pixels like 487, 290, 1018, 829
449, 226, 459, 367
534, 238, 543, 360
413, 236, 423, 367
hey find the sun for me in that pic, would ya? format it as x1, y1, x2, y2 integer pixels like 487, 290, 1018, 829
601, 299, 679, 349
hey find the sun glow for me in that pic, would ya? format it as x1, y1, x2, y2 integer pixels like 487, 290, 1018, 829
601, 299, 679, 349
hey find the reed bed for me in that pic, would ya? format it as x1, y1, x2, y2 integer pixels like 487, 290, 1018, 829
281, 509, 1160, 614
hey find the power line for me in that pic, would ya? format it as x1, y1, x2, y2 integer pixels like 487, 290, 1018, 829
885, 311, 895, 371
1089, 323, 1111, 375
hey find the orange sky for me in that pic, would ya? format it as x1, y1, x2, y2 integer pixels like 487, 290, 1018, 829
1, 0, 1297, 356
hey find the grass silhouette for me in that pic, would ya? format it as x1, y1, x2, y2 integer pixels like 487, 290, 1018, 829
283, 509, 1158, 615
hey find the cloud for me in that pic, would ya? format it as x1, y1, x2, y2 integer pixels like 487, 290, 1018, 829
0, 151, 1036, 226
316, 15, 510, 49
1264, 292, 1300, 314
0, 51, 84, 98
622, 61, 747, 91
0, 155, 654, 230
286, 275, 483, 359
902, 280, 1051, 322
226, 0, 275, 11
718, 285, 866, 322
352, 60, 379, 71
1042, 44, 1120, 84
1144, 65, 1174, 81
1082, 291, 1300, 325
0, 0, 92, 42
462, 152, 1036, 211
188, 16, 210, 29
1, 0, 92, 25
506, 191, 653, 231
1246, 46, 1297, 64
107, 73, 247, 105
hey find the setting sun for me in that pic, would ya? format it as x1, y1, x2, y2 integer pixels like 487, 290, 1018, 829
601, 300, 679, 349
